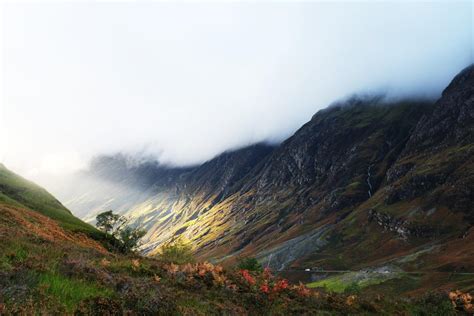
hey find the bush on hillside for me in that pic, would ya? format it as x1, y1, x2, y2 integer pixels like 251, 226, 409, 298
237, 257, 262, 272
156, 241, 195, 264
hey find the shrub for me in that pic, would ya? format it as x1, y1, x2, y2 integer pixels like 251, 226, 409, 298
240, 269, 256, 285
449, 290, 472, 314
409, 291, 456, 316
237, 257, 262, 272
157, 241, 195, 265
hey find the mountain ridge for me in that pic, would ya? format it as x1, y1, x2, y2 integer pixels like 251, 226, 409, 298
55, 65, 473, 289
1, 167, 460, 314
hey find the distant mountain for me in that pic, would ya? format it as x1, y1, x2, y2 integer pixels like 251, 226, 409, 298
2, 154, 367, 314
59, 65, 474, 287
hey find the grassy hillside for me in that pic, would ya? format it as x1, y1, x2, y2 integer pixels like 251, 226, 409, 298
0, 164, 100, 238
0, 203, 461, 314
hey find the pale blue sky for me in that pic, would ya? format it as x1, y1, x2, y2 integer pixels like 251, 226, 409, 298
1, 1, 473, 182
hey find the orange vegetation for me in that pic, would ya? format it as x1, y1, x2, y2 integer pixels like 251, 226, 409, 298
0, 203, 107, 254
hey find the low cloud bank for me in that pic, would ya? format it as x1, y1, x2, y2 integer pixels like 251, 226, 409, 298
1, 2, 472, 184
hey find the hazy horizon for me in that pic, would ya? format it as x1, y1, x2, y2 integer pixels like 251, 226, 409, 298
1, 1, 473, 185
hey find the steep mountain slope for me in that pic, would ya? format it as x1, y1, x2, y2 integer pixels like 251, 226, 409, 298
0, 164, 99, 236
189, 99, 436, 264
295, 66, 474, 294
60, 66, 473, 285
2, 168, 436, 314
385, 65, 474, 223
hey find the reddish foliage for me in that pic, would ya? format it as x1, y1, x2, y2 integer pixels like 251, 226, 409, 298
346, 295, 357, 306
263, 267, 272, 280
449, 290, 473, 313
273, 279, 289, 292
240, 269, 256, 285
0, 205, 107, 253
260, 282, 270, 294
294, 282, 311, 297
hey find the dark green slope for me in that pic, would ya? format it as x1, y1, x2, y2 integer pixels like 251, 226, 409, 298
0, 163, 99, 237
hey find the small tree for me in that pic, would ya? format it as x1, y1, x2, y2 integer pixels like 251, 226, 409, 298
118, 226, 147, 253
96, 210, 126, 235
95, 210, 145, 253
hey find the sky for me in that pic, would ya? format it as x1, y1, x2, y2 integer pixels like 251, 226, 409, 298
1, 1, 473, 184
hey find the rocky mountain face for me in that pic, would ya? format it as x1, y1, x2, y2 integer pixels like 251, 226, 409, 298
385, 65, 474, 224
59, 65, 474, 273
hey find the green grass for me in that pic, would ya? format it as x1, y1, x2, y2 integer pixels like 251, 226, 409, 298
37, 272, 113, 311
0, 191, 25, 208
0, 237, 66, 274
307, 277, 348, 293
0, 241, 31, 271
0, 163, 102, 238
178, 297, 215, 315
0, 255, 13, 271
307, 271, 397, 293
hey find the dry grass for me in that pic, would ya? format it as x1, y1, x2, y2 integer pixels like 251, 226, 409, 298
0, 204, 107, 254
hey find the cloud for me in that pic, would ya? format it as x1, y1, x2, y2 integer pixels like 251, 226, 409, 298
1, 1, 473, 181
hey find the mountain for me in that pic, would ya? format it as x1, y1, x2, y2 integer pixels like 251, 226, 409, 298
56, 65, 474, 294
3, 164, 450, 314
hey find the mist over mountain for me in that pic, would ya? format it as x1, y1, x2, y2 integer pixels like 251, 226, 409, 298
2, 1, 474, 313
49, 64, 474, 281
2, 1, 472, 182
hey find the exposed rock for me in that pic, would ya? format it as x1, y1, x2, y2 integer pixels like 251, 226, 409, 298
368, 209, 439, 240
60, 65, 474, 269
